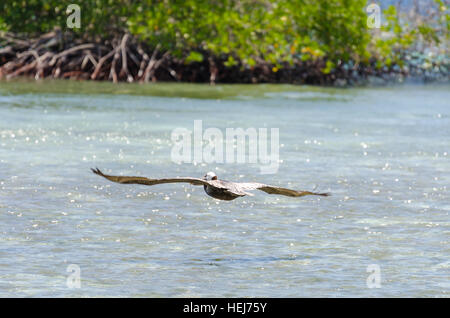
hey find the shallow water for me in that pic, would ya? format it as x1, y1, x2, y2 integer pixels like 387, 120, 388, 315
0, 80, 448, 297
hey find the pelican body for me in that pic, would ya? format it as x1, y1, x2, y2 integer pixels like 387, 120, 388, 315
202, 172, 242, 200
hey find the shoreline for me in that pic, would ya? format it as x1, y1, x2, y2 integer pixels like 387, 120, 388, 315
1, 32, 448, 87
2, 78, 448, 101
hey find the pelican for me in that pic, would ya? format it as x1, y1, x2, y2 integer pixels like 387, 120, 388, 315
91, 168, 330, 201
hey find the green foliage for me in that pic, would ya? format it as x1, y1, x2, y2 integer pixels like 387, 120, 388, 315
373, 5, 414, 66
0, 0, 135, 35
128, 0, 369, 68
373, 2, 447, 67
0, 17, 8, 32
434, 0, 450, 40
322, 60, 335, 75
185, 51, 204, 64
1, 0, 446, 72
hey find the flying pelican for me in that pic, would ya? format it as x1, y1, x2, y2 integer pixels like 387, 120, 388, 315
91, 168, 330, 201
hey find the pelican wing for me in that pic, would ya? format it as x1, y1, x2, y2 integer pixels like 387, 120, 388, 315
237, 182, 330, 197
91, 168, 210, 187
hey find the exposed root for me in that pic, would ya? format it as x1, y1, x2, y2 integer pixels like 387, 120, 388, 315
0, 31, 170, 83
1, 30, 442, 85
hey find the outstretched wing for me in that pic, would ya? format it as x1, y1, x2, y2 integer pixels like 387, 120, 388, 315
91, 168, 208, 187
237, 182, 330, 197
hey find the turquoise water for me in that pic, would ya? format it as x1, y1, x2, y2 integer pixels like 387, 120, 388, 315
0, 80, 448, 297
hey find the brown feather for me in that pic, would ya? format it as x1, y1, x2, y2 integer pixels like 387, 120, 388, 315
91, 168, 206, 186
91, 168, 330, 199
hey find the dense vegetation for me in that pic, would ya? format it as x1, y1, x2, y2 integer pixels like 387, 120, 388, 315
0, 0, 448, 84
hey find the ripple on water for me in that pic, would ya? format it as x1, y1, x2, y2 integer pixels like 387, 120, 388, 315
0, 84, 449, 296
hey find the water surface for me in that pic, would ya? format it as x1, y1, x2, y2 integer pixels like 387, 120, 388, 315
0, 80, 449, 297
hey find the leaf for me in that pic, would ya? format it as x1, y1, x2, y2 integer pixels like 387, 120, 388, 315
185, 51, 204, 64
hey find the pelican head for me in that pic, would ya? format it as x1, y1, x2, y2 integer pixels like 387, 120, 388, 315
203, 171, 218, 181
